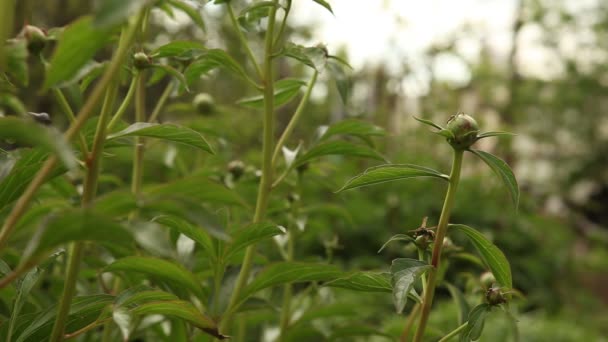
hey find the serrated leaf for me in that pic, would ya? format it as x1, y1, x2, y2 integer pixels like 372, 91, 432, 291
0, 117, 77, 169
107, 123, 214, 153
152, 215, 216, 261
23, 209, 133, 261
104, 256, 204, 298
413, 116, 444, 130
294, 141, 385, 168
237, 78, 305, 108
280, 42, 327, 70
224, 223, 285, 261
310, 0, 333, 14
167, 0, 206, 32
151, 41, 206, 59
44, 17, 112, 88
325, 271, 392, 292
337, 164, 449, 192
239, 262, 341, 304
460, 304, 491, 342
449, 224, 512, 289
476, 131, 516, 140
320, 119, 386, 142
94, 0, 153, 28
469, 149, 519, 209
391, 258, 432, 313
377, 234, 416, 253
185, 49, 249, 84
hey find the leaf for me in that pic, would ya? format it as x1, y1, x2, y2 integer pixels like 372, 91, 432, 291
44, 17, 112, 88
94, 0, 153, 28
239, 262, 341, 304
337, 164, 449, 192
476, 131, 516, 140
115, 286, 179, 307
377, 234, 416, 253
224, 223, 285, 261
151, 41, 206, 59
145, 176, 245, 207
391, 258, 432, 313
280, 42, 328, 70
7, 267, 43, 341
104, 256, 205, 298
320, 119, 386, 141
446, 283, 470, 325
327, 58, 351, 104
294, 141, 385, 168
167, 0, 206, 32
0, 117, 77, 168
5, 39, 28, 86
460, 304, 491, 342
449, 224, 512, 289
237, 78, 305, 108
152, 215, 216, 261
238, 1, 277, 31
310, 0, 334, 14
413, 116, 444, 130
325, 271, 392, 292
23, 209, 133, 261
151, 64, 190, 91
469, 149, 519, 209
107, 123, 214, 153
185, 49, 249, 85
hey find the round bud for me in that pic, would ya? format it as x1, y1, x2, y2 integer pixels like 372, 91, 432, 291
21, 25, 47, 55
415, 234, 430, 249
133, 52, 152, 69
193, 93, 215, 115
479, 271, 496, 289
446, 113, 479, 150
227, 160, 245, 180
485, 286, 507, 305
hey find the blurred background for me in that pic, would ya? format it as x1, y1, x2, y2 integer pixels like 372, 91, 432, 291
13, 0, 608, 340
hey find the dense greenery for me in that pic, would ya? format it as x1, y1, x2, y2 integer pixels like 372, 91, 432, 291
0, 0, 606, 341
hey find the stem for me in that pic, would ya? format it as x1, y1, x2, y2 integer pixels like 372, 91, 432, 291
107, 72, 139, 131
271, 70, 318, 167
131, 71, 146, 196
51, 88, 89, 155
278, 226, 296, 340
0, 11, 144, 253
400, 303, 421, 342
147, 80, 174, 123
437, 322, 468, 342
417, 247, 427, 293
226, 2, 263, 80
0, 0, 15, 70
219, 1, 279, 334
413, 149, 464, 342
273, 0, 291, 47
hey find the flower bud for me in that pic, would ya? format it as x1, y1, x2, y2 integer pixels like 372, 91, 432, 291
485, 286, 507, 305
446, 113, 479, 149
21, 25, 47, 55
479, 271, 496, 289
133, 52, 152, 69
227, 160, 245, 180
193, 93, 215, 115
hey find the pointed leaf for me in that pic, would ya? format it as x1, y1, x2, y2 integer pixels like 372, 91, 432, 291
320, 119, 386, 141
294, 141, 385, 168
469, 149, 519, 209
391, 258, 432, 313
325, 271, 392, 292
337, 164, 449, 192
413, 116, 444, 131
460, 304, 491, 342
378, 234, 416, 253
327, 58, 351, 104
94, 0, 153, 28
224, 223, 285, 261
280, 42, 328, 70
145, 176, 245, 207
152, 215, 216, 261
185, 49, 249, 84
7, 267, 43, 341
167, 0, 206, 32
44, 17, 112, 88
310, 0, 334, 14
476, 131, 516, 140
151, 41, 206, 59
107, 123, 214, 153
239, 262, 341, 304
449, 224, 512, 289
104, 256, 204, 298
237, 78, 305, 108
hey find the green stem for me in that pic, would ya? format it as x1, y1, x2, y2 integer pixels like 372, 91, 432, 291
278, 226, 295, 340
271, 70, 318, 167
226, 2, 263, 80
417, 247, 427, 293
51, 88, 89, 155
400, 302, 421, 342
147, 80, 174, 123
107, 72, 139, 131
0, 0, 15, 70
219, 1, 279, 334
272, 0, 291, 47
437, 322, 468, 342
0, 11, 144, 253
413, 149, 463, 342
49, 81, 119, 342
131, 71, 146, 196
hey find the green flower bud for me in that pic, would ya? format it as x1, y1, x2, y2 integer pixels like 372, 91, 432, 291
446, 113, 479, 149
193, 93, 215, 115
133, 52, 152, 69
21, 25, 47, 55
485, 286, 507, 305
479, 271, 496, 289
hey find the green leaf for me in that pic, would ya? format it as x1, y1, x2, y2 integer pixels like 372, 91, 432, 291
449, 224, 512, 289
328, 325, 393, 341
167, 0, 206, 32
185, 49, 249, 85
0, 93, 27, 115
104, 256, 204, 298
413, 116, 444, 130
377, 234, 415, 253
152, 215, 216, 261
337, 164, 449, 192
294, 141, 385, 168
7, 267, 43, 341
469, 149, 519, 209
327, 58, 351, 104
94, 190, 137, 217
238, 1, 277, 31
320, 119, 386, 141
446, 283, 470, 325
94, 0, 153, 28
115, 286, 179, 307
239, 262, 341, 304
391, 258, 432, 313
44, 17, 112, 88
107, 123, 214, 154
325, 271, 392, 292
280, 42, 328, 70
150, 64, 190, 91
151, 41, 206, 59
237, 78, 305, 108
145, 176, 245, 207
5, 39, 28, 86
460, 304, 491, 342
131, 300, 225, 338
224, 223, 285, 261
310, 0, 334, 14
476, 131, 516, 140
0, 117, 77, 168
